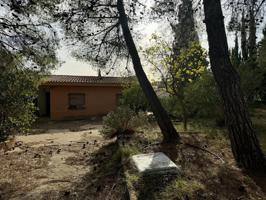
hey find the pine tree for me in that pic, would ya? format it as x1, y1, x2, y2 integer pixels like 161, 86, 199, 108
258, 27, 266, 103
203, 0, 266, 170
171, 0, 199, 55
231, 32, 241, 68
241, 11, 248, 61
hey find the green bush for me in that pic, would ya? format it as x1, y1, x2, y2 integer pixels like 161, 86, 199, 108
160, 96, 182, 120
184, 72, 225, 125
119, 82, 150, 112
237, 63, 264, 103
101, 107, 148, 138
0, 52, 40, 141
159, 72, 224, 126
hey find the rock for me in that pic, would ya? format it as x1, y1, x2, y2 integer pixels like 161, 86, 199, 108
131, 152, 180, 174
34, 153, 41, 158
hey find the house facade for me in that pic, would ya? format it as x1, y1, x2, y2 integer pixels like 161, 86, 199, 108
38, 75, 125, 120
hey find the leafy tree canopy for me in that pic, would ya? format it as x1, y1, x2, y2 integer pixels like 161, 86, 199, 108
0, 0, 59, 71
143, 34, 208, 96
0, 50, 41, 141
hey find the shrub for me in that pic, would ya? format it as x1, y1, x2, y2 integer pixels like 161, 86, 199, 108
160, 96, 182, 120
237, 63, 263, 103
119, 82, 150, 112
101, 107, 148, 138
184, 72, 225, 126
0, 52, 39, 142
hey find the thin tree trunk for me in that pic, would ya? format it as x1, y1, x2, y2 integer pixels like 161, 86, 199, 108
117, 0, 180, 143
203, 0, 266, 170
183, 116, 187, 131
241, 11, 248, 61
248, 2, 257, 63
179, 97, 188, 131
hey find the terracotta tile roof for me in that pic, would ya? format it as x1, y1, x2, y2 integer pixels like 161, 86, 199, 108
41, 75, 129, 86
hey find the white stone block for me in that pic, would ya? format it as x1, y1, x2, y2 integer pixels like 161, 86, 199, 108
131, 152, 180, 174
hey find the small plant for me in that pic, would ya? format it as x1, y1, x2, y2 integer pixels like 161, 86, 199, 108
101, 106, 148, 138
160, 178, 205, 199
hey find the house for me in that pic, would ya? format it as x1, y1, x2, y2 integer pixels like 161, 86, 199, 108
38, 74, 127, 120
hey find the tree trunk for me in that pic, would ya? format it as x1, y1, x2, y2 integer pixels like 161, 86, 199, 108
248, 3, 257, 63
183, 116, 187, 131
179, 97, 188, 131
241, 11, 248, 61
117, 0, 180, 143
203, 0, 266, 170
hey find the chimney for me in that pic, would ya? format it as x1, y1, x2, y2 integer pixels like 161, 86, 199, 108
98, 69, 102, 78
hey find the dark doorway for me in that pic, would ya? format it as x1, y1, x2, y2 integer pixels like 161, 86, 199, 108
45, 92, 51, 117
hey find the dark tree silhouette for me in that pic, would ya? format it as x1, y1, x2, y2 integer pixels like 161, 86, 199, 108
203, 0, 266, 170
225, 0, 266, 63
0, 0, 59, 70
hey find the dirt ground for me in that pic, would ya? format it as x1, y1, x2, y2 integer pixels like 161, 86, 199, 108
0, 119, 125, 200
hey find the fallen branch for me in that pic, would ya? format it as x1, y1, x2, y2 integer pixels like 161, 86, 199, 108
182, 142, 225, 164
141, 139, 225, 164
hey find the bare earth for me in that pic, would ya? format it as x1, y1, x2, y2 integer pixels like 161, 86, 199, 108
0, 120, 123, 200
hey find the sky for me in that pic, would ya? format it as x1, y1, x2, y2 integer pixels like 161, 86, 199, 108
51, 2, 265, 78
52, 20, 169, 78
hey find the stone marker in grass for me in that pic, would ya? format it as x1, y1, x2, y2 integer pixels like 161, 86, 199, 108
131, 152, 180, 174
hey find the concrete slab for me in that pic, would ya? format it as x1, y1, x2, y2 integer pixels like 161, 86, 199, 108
131, 152, 180, 174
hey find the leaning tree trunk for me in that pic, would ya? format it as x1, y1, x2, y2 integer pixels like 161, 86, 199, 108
203, 0, 266, 170
117, 0, 180, 143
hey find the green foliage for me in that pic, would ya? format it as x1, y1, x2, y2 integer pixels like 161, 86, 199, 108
160, 96, 182, 119
173, 41, 209, 88
258, 27, 266, 102
101, 107, 148, 138
143, 34, 208, 129
184, 72, 224, 124
230, 33, 241, 68
0, 51, 40, 141
119, 82, 150, 112
230, 28, 265, 103
144, 35, 208, 95
237, 63, 263, 102
160, 71, 224, 125
160, 178, 204, 200
258, 28, 266, 71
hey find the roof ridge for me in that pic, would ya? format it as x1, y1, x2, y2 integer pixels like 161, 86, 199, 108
48, 74, 124, 78
41, 74, 131, 86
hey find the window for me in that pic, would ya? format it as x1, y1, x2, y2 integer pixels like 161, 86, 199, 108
68, 93, 85, 110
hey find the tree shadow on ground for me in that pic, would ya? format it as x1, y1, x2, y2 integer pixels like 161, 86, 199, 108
31, 118, 102, 134
248, 172, 266, 194
136, 173, 179, 200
